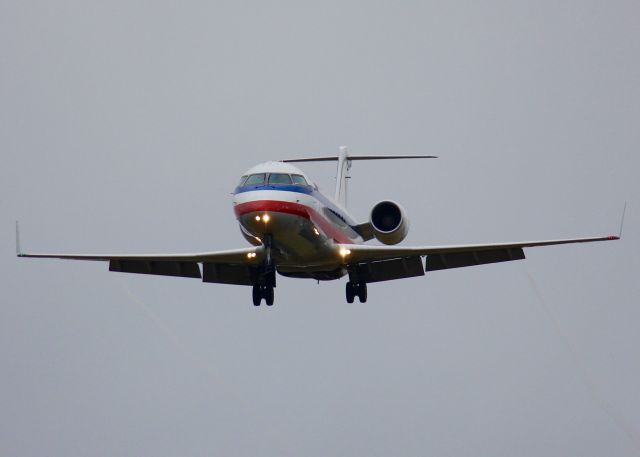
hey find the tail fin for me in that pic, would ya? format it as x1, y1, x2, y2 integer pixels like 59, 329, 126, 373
335, 146, 350, 207
282, 148, 437, 207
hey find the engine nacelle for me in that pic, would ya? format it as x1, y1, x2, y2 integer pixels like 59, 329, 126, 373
369, 200, 409, 245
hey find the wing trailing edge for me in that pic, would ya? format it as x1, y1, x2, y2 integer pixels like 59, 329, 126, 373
339, 233, 620, 266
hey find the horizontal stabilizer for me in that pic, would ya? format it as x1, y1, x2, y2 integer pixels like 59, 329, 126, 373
282, 155, 437, 163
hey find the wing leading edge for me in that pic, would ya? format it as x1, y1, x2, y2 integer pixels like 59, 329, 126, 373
16, 222, 264, 283
339, 234, 620, 271
16, 247, 262, 263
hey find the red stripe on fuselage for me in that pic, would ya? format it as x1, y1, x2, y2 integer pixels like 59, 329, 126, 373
234, 200, 354, 244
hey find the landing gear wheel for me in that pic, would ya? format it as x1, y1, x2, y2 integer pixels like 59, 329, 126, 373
357, 283, 367, 303
346, 281, 355, 303
252, 285, 262, 306
264, 286, 274, 306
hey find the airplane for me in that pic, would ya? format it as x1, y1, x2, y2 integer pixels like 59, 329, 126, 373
16, 146, 623, 307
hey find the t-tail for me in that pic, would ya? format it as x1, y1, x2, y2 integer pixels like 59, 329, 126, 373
281, 146, 437, 207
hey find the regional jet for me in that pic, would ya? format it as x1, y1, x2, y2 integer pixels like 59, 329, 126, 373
16, 147, 622, 306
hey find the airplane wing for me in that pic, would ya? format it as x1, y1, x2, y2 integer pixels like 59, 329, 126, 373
16, 223, 264, 284
338, 233, 620, 281
341, 234, 620, 263
16, 247, 261, 263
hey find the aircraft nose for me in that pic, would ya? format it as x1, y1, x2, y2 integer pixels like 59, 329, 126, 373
243, 211, 274, 234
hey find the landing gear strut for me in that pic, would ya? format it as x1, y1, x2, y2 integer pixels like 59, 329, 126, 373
346, 281, 367, 303
253, 235, 276, 307
252, 285, 275, 306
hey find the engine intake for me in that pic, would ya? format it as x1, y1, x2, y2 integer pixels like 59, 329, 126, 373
370, 200, 409, 245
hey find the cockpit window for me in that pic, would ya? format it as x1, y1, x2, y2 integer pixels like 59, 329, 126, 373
244, 173, 266, 186
238, 175, 248, 186
268, 173, 293, 185
291, 174, 308, 185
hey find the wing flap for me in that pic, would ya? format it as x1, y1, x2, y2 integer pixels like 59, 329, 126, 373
109, 260, 202, 278
354, 256, 424, 282
425, 248, 525, 272
202, 262, 256, 286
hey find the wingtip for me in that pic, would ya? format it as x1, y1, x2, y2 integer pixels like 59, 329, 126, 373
15, 220, 21, 256
618, 201, 627, 239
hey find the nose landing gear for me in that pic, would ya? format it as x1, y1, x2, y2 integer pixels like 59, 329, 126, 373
346, 281, 367, 303
252, 235, 276, 307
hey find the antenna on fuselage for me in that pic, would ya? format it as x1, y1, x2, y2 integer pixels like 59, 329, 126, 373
281, 148, 438, 207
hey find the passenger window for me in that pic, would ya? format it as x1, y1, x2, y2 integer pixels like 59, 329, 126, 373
268, 173, 293, 185
244, 174, 266, 186
323, 208, 348, 227
291, 174, 308, 185
237, 175, 248, 186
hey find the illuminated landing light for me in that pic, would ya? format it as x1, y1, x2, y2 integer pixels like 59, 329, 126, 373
339, 248, 351, 258
313, 227, 320, 236
255, 215, 261, 221
246, 252, 257, 259
262, 214, 270, 223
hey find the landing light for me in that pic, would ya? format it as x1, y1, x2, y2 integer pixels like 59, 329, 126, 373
313, 227, 320, 236
255, 215, 261, 221
246, 252, 257, 259
339, 248, 351, 257
262, 214, 270, 223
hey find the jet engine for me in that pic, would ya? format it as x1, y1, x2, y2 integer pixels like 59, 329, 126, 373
369, 200, 409, 245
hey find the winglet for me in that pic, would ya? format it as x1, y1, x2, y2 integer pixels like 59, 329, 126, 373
15, 221, 22, 256
607, 202, 627, 241
618, 201, 627, 239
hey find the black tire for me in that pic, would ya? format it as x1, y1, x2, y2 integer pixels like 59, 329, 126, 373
346, 281, 355, 303
357, 283, 367, 303
252, 285, 262, 306
264, 286, 274, 306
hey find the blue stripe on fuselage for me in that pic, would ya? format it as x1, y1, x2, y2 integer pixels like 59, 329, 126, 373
234, 184, 313, 196
233, 184, 356, 226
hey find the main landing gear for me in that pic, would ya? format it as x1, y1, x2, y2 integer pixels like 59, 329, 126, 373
346, 281, 367, 303
252, 285, 274, 306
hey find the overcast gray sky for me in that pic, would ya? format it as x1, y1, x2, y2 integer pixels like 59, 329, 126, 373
1, 0, 639, 455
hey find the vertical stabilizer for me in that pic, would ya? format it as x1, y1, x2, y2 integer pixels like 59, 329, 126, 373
281, 149, 437, 208
334, 146, 351, 207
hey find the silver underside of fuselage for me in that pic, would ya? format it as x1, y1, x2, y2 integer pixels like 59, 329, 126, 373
238, 212, 348, 279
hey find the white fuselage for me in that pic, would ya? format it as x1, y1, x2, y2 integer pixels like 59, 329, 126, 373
232, 162, 363, 280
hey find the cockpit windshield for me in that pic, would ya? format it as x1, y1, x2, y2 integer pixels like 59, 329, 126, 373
291, 174, 308, 185
240, 172, 310, 188
268, 173, 293, 185
244, 173, 266, 186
